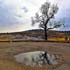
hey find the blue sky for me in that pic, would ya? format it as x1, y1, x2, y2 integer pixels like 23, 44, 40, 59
0, 0, 69, 32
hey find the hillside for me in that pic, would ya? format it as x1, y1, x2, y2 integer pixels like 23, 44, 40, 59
0, 29, 70, 42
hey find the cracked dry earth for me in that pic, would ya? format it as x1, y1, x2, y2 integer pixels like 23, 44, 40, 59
0, 42, 70, 70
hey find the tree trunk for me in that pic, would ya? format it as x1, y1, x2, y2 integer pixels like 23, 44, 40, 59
44, 18, 50, 41
44, 25, 48, 41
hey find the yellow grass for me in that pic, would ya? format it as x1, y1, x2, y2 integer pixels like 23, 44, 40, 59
48, 38, 65, 41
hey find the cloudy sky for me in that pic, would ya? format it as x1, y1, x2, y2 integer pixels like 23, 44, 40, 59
0, 0, 69, 32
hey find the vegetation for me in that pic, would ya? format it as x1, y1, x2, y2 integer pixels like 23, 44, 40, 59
31, 1, 65, 40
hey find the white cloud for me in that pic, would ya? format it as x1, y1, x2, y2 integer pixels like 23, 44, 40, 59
0, 0, 69, 32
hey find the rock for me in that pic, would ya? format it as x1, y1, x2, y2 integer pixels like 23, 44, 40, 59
14, 51, 58, 66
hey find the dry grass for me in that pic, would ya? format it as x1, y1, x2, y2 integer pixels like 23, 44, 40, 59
48, 37, 65, 41
0, 42, 70, 70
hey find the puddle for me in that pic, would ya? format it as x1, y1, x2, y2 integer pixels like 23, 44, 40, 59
14, 51, 58, 66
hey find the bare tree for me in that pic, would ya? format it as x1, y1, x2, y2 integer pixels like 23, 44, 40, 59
31, 1, 65, 40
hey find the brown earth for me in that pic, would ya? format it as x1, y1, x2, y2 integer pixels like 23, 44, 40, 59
0, 42, 70, 70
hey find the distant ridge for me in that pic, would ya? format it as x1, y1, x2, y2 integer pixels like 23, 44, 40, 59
0, 29, 70, 38
0, 29, 70, 34
0, 29, 70, 42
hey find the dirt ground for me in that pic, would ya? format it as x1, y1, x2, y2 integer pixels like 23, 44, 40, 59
0, 42, 70, 70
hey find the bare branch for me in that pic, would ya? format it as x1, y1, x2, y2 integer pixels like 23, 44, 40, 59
47, 28, 54, 30
39, 23, 45, 28
53, 20, 65, 28
31, 17, 35, 26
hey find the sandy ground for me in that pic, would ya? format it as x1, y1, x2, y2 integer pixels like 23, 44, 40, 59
0, 42, 70, 70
